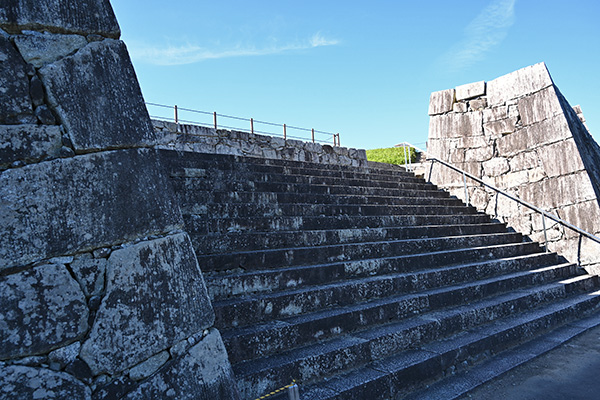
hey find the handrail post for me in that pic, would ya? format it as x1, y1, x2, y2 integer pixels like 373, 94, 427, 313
213, 112, 217, 129
283, 124, 287, 140
174, 105, 178, 124
337, 133, 340, 146
250, 118, 254, 134
403, 145, 408, 168
428, 159, 435, 183
312, 128, 315, 143
463, 171, 469, 205
542, 212, 549, 253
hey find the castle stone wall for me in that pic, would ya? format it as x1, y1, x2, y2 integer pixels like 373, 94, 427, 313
0, 1, 238, 399
153, 119, 368, 167
428, 63, 600, 273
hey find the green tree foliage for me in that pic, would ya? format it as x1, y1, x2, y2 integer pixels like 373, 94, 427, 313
366, 147, 417, 165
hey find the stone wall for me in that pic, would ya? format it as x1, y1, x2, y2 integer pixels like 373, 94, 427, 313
0, 1, 238, 399
427, 62, 600, 273
153, 119, 368, 167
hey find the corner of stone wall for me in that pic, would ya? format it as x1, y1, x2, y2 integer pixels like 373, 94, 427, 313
0, 1, 239, 399
427, 62, 600, 272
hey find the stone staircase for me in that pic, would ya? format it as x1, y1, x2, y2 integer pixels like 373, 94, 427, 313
160, 150, 600, 400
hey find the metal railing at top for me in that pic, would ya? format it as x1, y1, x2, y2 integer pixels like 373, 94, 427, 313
146, 102, 341, 146
394, 142, 426, 171
427, 156, 600, 264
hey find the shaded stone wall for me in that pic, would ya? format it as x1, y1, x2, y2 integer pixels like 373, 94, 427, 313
153, 119, 368, 167
427, 63, 600, 273
0, 1, 238, 399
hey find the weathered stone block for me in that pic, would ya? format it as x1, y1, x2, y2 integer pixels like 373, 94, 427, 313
469, 98, 487, 111
80, 233, 214, 375
561, 200, 600, 234
13, 30, 88, 68
129, 351, 170, 381
509, 151, 539, 172
70, 253, 107, 297
521, 172, 596, 209
0, 149, 182, 270
521, 114, 573, 147
428, 112, 483, 139
39, 39, 155, 151
518, 86, 564, 126
455, 81, 485, 101
483, 118, 517, 137
0, 35, 32, 124
0, 0, 120, 38
0, 263, 88, 359
482, 157, 510, 177
538, 139, 585, 178
453, 102, 467, 113
0, 365, 91, 399
465, 146, 493, 162
428, 89, 455, 115
495, 170, 529, 188
0, 124, 62, 168
487, 62, 554, 106
483, 106, 508, 123
124, 329, 239, 400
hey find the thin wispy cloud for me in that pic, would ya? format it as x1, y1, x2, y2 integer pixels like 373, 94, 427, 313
439, 0, 516, 71
129, 33, 340, 66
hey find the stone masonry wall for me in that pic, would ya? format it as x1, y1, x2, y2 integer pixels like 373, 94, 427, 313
0, 1, 238, 399
153, 119, 368, 167
428, 62, 600, 273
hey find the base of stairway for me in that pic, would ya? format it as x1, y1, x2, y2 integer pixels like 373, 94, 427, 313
405, 310, 600, 400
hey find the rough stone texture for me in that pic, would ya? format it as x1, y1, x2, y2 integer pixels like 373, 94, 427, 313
13, 30, 88, 68
0, 263, 88, 360
456, 80, 485, 101
0, 365, 91, 399
80, 233, 214, 376
0, 149, 182, 271
486, 62, 554, 106
427, 62, 600, 272
0, 124, 62, 168
39, 39, 156, 151
0, 35, 32, 124
0, 0, 120, 38
48, 342, 81, 370
124, 329, 240, 400
129, 351, 170, 381
153, 120, 368, 167
70, 254, 106, 298
428, 88, 455, 115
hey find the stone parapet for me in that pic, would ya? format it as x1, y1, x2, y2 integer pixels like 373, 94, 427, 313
427, 63, 600, 272
153, 119, 368, 168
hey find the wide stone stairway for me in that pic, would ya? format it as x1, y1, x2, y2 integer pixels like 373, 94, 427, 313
161, 150, 600, 400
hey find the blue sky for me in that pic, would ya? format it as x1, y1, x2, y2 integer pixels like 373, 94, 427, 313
111, 0, 600, 150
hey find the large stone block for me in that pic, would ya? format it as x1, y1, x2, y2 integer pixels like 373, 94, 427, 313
428, 89, 455, 115
0, 124, 62, 168
521, 172, 596, 209
487, 62, 554, 106
123, 329, 239, 400
13, 30, 88, 68
0, 263, 88, 359
0, 35, 32, 124
0, 148, 182, 270
38, 39, 155, 151
538, 139, 585, 178
0, 365, 91, 399
518, 86, 564, 126
80, 233, 214, 376
455, 80, 485, 101
428, 111, 483, 139
0, 0, 120, 38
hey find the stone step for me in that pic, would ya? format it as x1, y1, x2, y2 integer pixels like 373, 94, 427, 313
173, 175, 439, 196
197, 232, 523, 273
177, 191, 461, 210
212, 241, 543, 328
194, 222, 507, 256
161, 150, 415, 180
206, 251, 559, 301
184, 203, 478, 221
222, 262, 578, 364
184, 213, 493, 235
235, 284, 600, 400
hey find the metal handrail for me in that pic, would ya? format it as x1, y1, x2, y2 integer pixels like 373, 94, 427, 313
427, 157, 600, 260
146, 102, 341, 146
